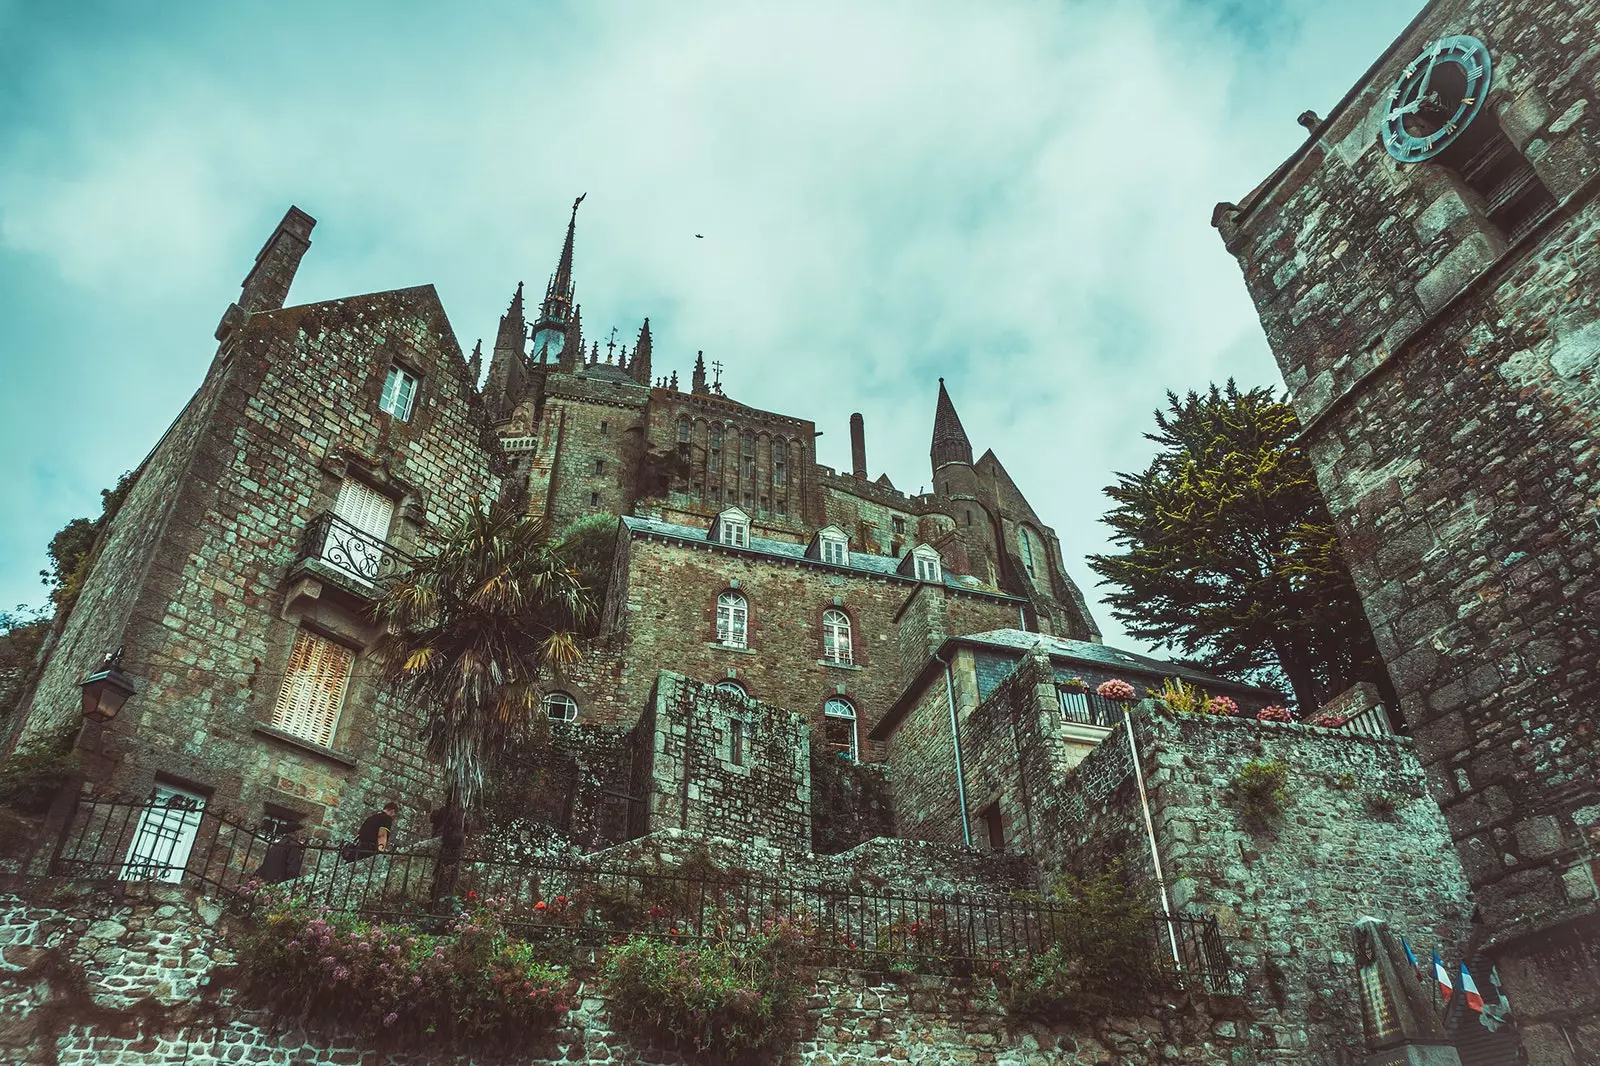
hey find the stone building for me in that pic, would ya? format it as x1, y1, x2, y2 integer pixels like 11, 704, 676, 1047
1214, 0, 1600, 1056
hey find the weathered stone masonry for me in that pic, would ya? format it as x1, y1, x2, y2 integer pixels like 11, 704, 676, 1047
1216, 0, 1600, 1055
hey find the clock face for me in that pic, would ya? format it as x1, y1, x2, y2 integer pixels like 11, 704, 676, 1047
1381, 34, 1493, 163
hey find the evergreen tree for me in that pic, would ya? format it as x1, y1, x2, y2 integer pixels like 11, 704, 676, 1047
1087, 382, 1386, 711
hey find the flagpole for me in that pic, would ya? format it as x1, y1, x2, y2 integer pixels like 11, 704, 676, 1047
1124, 704, 1182, 966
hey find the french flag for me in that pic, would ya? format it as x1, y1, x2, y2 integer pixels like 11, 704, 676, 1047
1401, 936, 1425, 983
1433, 949, 1453, 1003
1460, 963, 1485, 1012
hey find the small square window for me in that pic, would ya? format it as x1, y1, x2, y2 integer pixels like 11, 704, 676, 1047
822, 537, 847, 565
380, 367, 419, 421
594, 459, 606, 475
590, 491, 601, 506
892, 516, 906, 535
599, 420, 610, 435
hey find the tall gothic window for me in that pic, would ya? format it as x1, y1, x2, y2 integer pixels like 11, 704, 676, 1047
716, 591, 748, 648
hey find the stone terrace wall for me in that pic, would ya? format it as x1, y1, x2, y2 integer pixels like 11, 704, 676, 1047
1055, 707, 1475, 1066
0, 878, 1264, 1066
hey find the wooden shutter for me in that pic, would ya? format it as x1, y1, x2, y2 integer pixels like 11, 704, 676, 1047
333, 479, 394, 541
270, 631, 354, 748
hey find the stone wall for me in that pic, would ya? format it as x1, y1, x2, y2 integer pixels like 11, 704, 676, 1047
1215, 0, 1600, 1053
1056, 707, 1475, 1066
0, 878, 1266, 1066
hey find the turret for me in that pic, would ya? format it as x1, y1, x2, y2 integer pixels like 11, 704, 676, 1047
930, 378, 974, 472
630, 319, 653, 385
533, 194, 584, 370
483, 283, 528, 422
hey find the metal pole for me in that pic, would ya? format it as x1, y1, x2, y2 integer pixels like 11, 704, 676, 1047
1123, 704, 1181, 966
940, 653, 971, 847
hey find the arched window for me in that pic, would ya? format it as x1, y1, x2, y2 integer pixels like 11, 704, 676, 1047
542, 691, 578, 723
823, 698, 858, 762
714, 679, 749, 700
1019, 527, 1036, 578
716, 591, 748, 648
677, 416, 690, 443
822, 609, 852, 665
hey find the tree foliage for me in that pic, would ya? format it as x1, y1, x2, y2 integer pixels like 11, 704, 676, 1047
39, 471, 135, 609
555, 512, 619, 630
369, 497, 593, 822
1087, 382, 1386, 711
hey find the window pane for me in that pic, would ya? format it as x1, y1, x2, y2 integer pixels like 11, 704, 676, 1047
270, 631, 354, 748
121, 784, 206, 883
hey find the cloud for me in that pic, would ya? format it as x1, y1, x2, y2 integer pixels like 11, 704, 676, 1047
0, 0, 1420, 651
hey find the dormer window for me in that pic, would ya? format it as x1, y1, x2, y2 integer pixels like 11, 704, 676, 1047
817, 527, 849, 566
713, 507, 750, 548
912, 545, 942, 583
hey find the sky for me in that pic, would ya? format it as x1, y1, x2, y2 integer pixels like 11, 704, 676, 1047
0, 0, 1420, 652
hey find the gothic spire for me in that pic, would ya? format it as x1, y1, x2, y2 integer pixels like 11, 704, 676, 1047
467, 339, 483, 389
691, 350, 708, 395
540, 193, 585, 326
630, 318, 653, 385
930, 377, 973, 470
495, 282, 526, 355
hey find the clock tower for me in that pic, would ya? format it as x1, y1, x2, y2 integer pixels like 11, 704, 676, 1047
1216, 3, 1600, 1059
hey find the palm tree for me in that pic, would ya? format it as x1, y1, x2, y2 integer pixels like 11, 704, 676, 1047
369, 496, 592, 884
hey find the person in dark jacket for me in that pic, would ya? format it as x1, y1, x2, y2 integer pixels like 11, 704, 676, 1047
346, 801, 399, 861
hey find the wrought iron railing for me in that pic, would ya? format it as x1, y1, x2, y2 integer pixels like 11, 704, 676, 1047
296, 511, 412, 586
47, 796, 1240, 991
1057, 688, 1124, 728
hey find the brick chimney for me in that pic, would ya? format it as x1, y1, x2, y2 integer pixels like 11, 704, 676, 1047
850, 412, 868, 479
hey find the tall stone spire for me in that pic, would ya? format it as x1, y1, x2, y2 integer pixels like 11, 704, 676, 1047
484, 283, 530, 422
691, 351, 708, 395
630, 318, 653, 385
533, 195, 585, 371
466, 339, 483, 390
930, 377, 973, 471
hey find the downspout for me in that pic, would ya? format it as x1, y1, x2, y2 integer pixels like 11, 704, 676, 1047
1123, 703, 1181, 966
939, 652, 972, 847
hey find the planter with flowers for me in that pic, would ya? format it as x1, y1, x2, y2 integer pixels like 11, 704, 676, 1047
1059, 676, 1089, 693
1256, 705, 1292, 723
1205, 695, 1240, 717
1096, 679, 1137, 703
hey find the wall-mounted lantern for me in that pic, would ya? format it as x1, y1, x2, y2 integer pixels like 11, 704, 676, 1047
79, 648, 137, 720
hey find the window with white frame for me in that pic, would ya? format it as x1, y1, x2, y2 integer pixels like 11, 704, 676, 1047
543, 691, 578, 722
121, 783, 206, 883
326, 478, 395, 583
822, 608, 852, 665
716, 591, 748, 648
269, 630, 355, 749
379, 366, 419, 421
913, 546, 942, 583
820, 532, 848, 566
823, 698, 858, 761
714, 679, 750, 700
717, 510, 749, 548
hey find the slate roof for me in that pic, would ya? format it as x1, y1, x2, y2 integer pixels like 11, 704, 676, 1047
951, 629, 1269, 695
620, 515, 1021, 601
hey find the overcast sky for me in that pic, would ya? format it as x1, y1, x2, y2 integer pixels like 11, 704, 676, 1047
0, 0, 1418, 652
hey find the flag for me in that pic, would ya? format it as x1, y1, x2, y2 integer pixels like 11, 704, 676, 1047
1433, 949, 1453, 1003
1460, 963, 1485, 1012
1401, 936, 1425, 982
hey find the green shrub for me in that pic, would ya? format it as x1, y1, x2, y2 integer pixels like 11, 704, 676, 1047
1000, 865, 1160, 1020
233, 887, 572, 1051
603, 915, 814, 1062
1232, 758, 1290, 829
0, 726, 79, 814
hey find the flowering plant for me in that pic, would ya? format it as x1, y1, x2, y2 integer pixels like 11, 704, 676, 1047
1255, 705, 1292, 723
233, 884, 572, 1049
1205, 696, 1240, 717
603, 912, 815, 1060
1096, 679, 1137, 702
1059, 676, 1089, 693
1307, 709, 1349, 728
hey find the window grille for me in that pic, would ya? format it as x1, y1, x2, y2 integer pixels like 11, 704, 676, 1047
121, 783, 206, 883
717, 591, 748, 647
715, 679, 749, 700
823, 698, 857, 761
269, 630, 354, 748
822, 608, 852, 664
543, 691, 578, 722
379, 366, 419, 421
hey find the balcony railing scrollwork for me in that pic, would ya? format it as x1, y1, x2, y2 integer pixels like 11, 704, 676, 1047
296, 511, 413, 587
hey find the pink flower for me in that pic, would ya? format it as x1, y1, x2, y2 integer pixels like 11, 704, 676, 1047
1097, 679, 1137, 702
383, 1012, 399, 1027
1256, 705, 1293, 723
1206, 696, 1240, 717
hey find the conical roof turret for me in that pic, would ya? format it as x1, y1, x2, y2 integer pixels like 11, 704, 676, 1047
930, 377, 973, 470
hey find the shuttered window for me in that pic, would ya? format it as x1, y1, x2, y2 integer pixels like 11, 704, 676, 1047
270, 631, 354, 748
333, 479, 394, 540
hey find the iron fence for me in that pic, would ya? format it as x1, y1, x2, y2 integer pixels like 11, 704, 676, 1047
297, 511, 412, 586
1057, 687, 1125, 728
47, 795, 1239, 991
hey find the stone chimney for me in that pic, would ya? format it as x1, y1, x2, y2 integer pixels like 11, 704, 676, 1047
850, 413, 868, 479
217, 206, 315, 342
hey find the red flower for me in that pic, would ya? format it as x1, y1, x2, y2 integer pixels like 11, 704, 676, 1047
534, 900, 548, 912
465, 889, 478, 901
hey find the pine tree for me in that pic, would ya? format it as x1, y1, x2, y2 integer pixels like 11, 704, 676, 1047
1087, 382, 1386, 711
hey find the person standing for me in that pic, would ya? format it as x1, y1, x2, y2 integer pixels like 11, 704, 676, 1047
347, 801, 399, 861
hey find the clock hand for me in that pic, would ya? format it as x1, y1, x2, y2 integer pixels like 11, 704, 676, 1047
1387, 98, 1425, 122
1420, 39, 1442, 96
